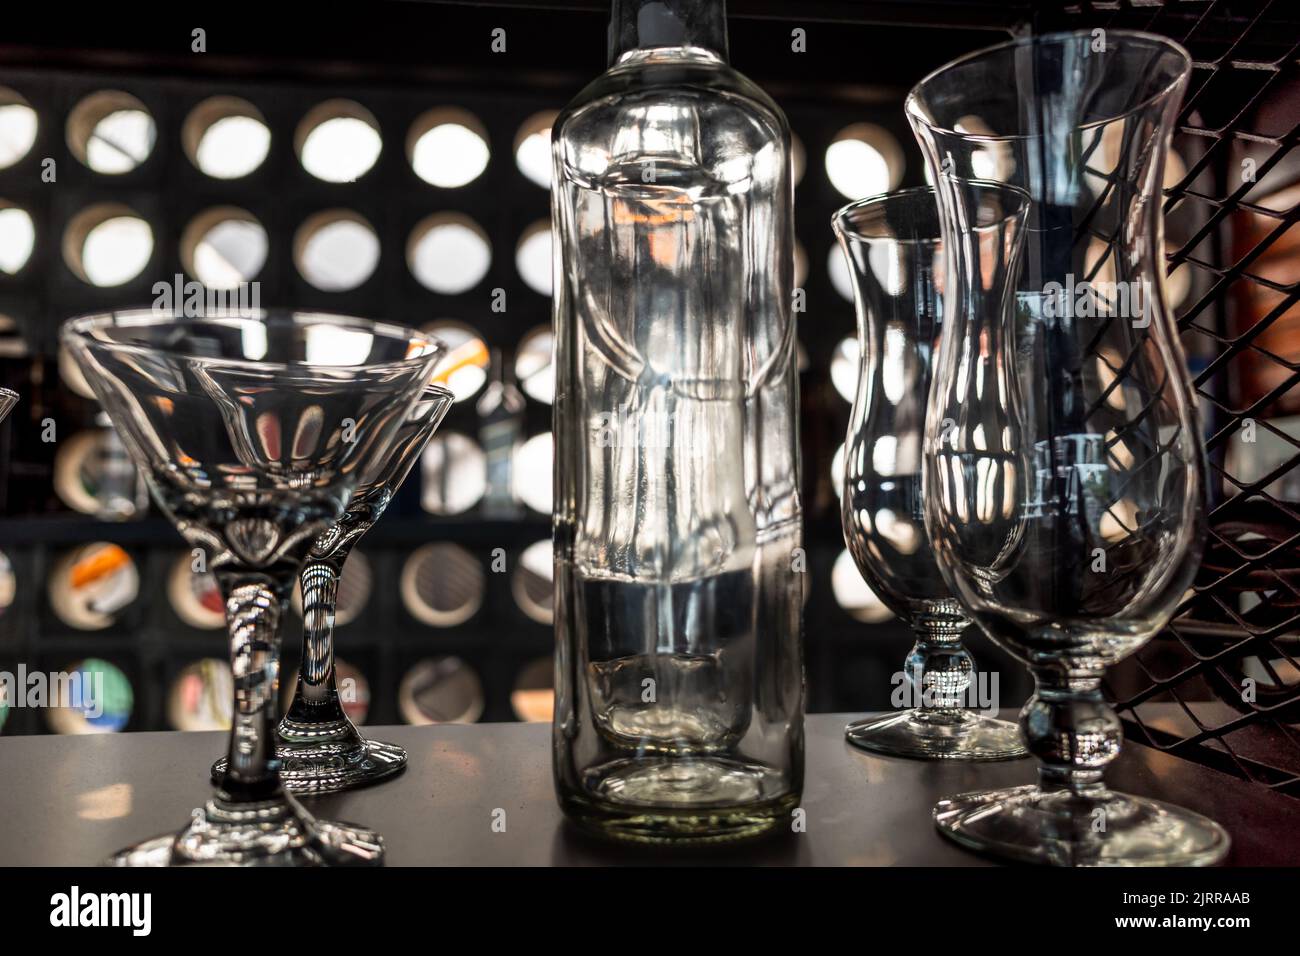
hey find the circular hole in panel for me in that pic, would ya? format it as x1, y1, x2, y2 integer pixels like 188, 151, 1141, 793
167, 659, 233, 731
53, 426, 145, 519
58, 341, 96, 398
422, 322, 489, 401
294, 210, 380, 291
0, 202, 35, 275
46, 658, 134, 734
0, 315, 27, 358
1085, 126, 1187, 197
167, 553, 225, 630
515, 220, 552, 295
831, 548, 894, 623
279, 657, 370, 725
400, 542, 485, 627
66, 91, 156, 174
291, 550, 372, 627
791, 132, 806, 187
181, 206, 268, 289
182, 96, 270, 179
932, 116, 1018, 183
831, 336, 860, 402
420, 431, 487, 514
399, 656, 484, 725
48, 543, 139, 630
831, 441, 845, 500
335, 659, 371, 725
825, 123, 903, 201
408, 213, 491, 294
0, 553, 11, 724
793, 241, 809, 290
511, 657, 554, 723
63, 203, 153, 286
296, 100, 381, 183
515, 325, 554, 404
0, 88, 37, 170
515, 110, 559, 188
828, 244, 854, 301
514, 432, 553, 515
512, 539, 553, 625
0, 549, 14, 620
408, 107, 490, 188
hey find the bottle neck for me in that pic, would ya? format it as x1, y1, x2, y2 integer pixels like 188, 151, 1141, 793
608, 0, 728, 66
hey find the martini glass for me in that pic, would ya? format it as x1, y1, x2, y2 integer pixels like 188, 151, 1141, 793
0, 388, 15, 423
211, 383, 453, 792
62, 308, 443, 866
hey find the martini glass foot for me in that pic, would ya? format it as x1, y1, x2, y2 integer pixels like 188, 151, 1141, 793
105, 792, 383, 866
211, 737, 407, 794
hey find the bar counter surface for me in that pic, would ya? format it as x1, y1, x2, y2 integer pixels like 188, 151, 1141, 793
0, 713, 1295, 866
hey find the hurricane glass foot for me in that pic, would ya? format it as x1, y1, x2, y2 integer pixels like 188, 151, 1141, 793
846, 709, 1027, 761
565, 756, 799, 845
934, 784, 1230, 867
105, 791, 384, 867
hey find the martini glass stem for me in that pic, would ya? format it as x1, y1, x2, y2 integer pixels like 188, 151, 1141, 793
217, 571, 286, 802
292, 557, 348, 718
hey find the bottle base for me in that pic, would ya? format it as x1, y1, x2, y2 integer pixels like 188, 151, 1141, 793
562, 755, 800, 845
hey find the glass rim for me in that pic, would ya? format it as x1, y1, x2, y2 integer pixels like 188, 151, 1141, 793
417, 381, 456, 403
60, 307, 447, 376
831, 182, 1030, 246
904, 28, 1193, 143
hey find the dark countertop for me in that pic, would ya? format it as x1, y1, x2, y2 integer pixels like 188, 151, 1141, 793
1, 713, 1295, 866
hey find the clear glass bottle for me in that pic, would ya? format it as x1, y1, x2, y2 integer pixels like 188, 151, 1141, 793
551, 0, 804, 843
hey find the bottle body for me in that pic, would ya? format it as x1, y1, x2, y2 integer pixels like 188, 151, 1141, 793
551, 29, 804, 841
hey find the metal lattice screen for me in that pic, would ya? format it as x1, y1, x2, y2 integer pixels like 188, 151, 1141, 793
1043, 1, 1300, 796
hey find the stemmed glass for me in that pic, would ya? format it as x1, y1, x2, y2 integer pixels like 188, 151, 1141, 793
0, 388, 15, 423
832, 187, 1027, 760
62, 308, 443, 866
211, 383, 453, 792
911, 30, 1231, 864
